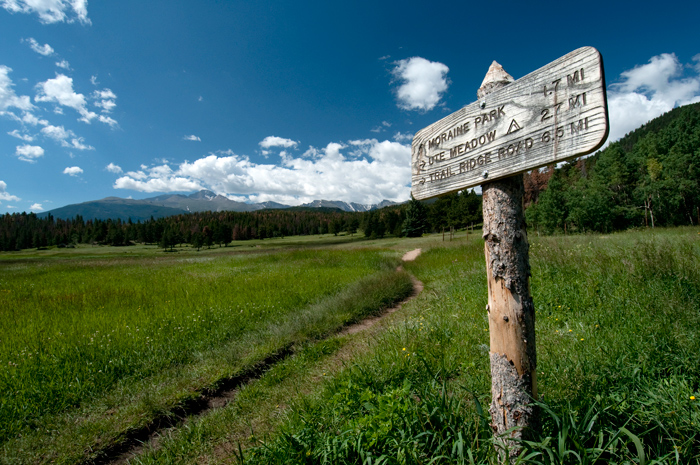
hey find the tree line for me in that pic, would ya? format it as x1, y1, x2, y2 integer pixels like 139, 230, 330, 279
7, 100, 693, 252
0, 190, 483, 251
524, 102, 700, 233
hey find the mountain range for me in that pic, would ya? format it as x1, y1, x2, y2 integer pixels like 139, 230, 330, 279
38, 191, 399, 221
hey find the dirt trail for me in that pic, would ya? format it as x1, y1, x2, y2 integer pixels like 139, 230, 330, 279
340, 248, 423, 337
401, 248, 422, 262
102, 249, 424, 465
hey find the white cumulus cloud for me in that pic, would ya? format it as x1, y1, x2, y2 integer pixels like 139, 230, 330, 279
63, 166, 83, 176
392, 57, 450, 112
114, 164, 204, 192
105, 163, 122, 174
0, 66, 34, 113
24, 37, 54, 56
113, 139, 412, 205
114, 174, 203, 193
40, 124, 71, 141
184, 135, 201, 141
15, 144, 44, 162
30, 203, 44, 211
608, 53, 700, 142
259, 136, 298, 149
2, 0, 91, 25
0, 180, 21, 202
35, 73, 95, 122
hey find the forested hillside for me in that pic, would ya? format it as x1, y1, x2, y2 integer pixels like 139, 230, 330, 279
525, 102, 700, 233
0, 191, 481, 251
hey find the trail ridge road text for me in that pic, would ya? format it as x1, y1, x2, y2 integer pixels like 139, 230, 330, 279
411, 46, 609, 200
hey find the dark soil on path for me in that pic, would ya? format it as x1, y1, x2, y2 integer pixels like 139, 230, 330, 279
100, 249, 424, 465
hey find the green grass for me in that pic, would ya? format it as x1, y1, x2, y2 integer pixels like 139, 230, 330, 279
219, 227, 699, 464
0, 242, 414, 463
2, 227, 699, 464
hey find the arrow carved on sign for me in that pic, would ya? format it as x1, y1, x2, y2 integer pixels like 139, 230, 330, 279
411, 46, 609, 201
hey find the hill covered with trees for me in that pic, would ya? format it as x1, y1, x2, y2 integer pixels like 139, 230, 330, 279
525, 102, 700, 233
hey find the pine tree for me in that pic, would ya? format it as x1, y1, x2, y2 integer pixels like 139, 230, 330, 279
402, 194, 428, 237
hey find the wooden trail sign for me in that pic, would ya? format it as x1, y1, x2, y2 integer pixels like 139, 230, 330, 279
410, 47, 608, 463
411, 46, 608, 200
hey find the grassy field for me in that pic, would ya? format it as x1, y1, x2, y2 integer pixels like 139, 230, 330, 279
0, 240, 414, 463
2, 228, 699, 464
126, 227, 699, 464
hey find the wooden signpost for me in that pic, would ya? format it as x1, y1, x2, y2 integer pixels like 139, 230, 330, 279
411, 47, 609, 462
411, 46, 608, 200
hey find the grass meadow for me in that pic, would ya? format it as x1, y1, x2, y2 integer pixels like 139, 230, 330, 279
127, 227, 699, 464
1, 228, 699, 464
0, 241, 413, 463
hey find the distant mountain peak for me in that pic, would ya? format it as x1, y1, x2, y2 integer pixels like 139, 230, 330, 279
40, 189, 401, 220
299, 199, 397, 212
188, 190, 218, 200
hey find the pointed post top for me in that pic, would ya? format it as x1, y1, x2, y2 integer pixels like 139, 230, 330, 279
477, 61, 514, 99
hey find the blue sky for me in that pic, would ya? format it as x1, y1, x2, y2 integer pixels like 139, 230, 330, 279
1, 0, 699, 214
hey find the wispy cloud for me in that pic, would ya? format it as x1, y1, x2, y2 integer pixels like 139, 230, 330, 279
393, 131, 413, 143
7, 129, 33, 142
370, 121, 392, 133
105, 163, 123, 174
0, 66, 34, 112
92, 89, 117, 113
23, 37, 54, 56
55, 59, 71, 70
40, 124, 94, 150
183, 135, 201, 141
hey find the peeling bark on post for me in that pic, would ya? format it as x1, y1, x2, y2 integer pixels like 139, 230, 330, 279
410, 51, 606, 459
483, 174, 538, 460
480, 62, 538, 462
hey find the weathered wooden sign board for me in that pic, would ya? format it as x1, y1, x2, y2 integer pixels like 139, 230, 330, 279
411, 46, 609, 200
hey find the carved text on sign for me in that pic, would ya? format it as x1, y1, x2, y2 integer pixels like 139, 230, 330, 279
411, 47, 608, 200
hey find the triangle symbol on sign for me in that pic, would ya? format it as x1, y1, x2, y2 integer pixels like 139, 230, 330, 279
507, 119, 521, 134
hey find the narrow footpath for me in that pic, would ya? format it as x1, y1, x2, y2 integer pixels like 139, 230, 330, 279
103, 249, 424, 465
